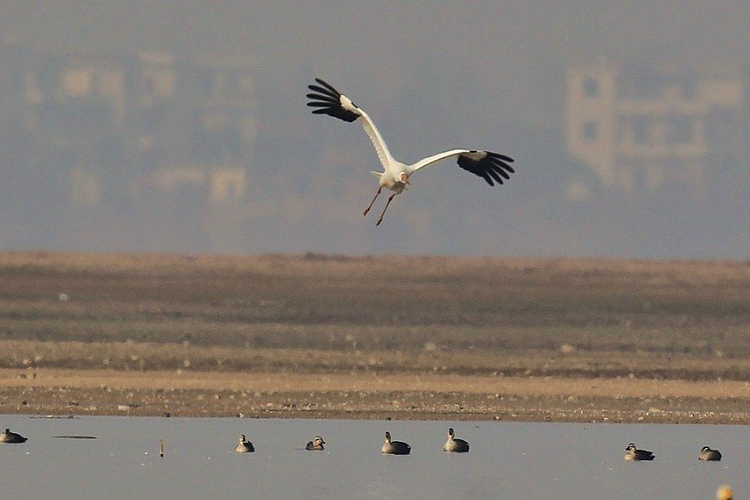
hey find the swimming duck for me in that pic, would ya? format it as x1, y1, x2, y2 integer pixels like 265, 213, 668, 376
699, 446, 722, 461
624, 442, 654, 461
234, 434, 254, 453
0, 428, 27, 444
305, 436, 326, 451
443, 428, 469, 453
381, 431, 411, 455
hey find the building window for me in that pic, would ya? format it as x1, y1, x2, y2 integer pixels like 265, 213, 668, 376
583, 121, 598, 140
583, 77, 599, 97
669, 117, 693, 143
632, 118, 647, 144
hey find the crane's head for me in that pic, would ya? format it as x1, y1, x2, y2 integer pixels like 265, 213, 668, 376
398, 172, 410, 185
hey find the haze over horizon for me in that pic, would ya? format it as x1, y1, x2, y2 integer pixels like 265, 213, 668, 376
0, 2, 748, 259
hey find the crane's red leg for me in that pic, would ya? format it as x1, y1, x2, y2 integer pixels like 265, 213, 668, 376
376, 193, 397, 226
363, 186, 382, 216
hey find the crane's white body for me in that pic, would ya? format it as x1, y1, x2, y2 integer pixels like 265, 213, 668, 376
307, 79, 515, 225
340, 94, 489, 191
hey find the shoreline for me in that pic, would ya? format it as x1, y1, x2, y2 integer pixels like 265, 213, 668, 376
1, 368, 749, 424
1, 252, 748, 426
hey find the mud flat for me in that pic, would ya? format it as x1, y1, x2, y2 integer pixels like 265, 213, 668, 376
0, 252, 749, 422
2, 368, 750, 423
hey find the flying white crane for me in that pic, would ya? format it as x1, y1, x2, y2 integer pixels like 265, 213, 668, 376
306, 78, 516, 226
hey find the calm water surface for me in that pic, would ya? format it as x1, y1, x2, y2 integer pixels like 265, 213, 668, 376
0, 415, 744, 499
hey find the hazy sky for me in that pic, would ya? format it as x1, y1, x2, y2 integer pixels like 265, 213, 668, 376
1, 2, 749, 258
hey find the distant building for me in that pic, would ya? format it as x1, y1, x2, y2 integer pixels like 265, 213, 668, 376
136, 52, 256, 204
0, 41, 255, 208
566, 59, 745, 195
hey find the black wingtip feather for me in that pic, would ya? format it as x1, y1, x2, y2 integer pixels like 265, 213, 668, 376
457, 150, 516, 187
487, 168, 504, 185
313, 78, 343, 96
487, 151, 515, 163
307, 85, 338, 99
306, 78, 360, 123
306, 93, 338, 104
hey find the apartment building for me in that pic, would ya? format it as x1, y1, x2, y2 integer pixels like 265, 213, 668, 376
566, 59, 745, 195
0, 41, 255, 208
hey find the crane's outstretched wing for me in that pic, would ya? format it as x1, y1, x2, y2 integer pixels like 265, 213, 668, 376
306, 78, 359, 122
307, 78, 395, 169
408, 149, 515, 187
